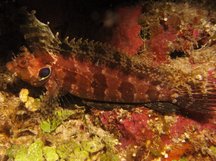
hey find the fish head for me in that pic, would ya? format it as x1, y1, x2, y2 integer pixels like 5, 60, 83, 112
6, 47, 55, 87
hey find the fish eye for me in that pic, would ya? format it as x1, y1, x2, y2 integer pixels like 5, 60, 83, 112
38, 66, 51, 80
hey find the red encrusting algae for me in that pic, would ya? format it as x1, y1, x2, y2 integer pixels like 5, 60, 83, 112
109, 5, 143, 55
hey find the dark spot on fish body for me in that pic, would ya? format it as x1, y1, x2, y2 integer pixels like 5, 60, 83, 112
93, 88, 106, 100
92, 73, 107, 100
118, 81, 135, 102
146, 86, 159, 101
92, 73, 107, 88
78, 79, 91, 98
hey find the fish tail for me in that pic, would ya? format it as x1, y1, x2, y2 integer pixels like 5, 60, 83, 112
176, 70, 216, 123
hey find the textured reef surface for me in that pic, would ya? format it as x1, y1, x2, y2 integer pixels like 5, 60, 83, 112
0, 0, 216, 161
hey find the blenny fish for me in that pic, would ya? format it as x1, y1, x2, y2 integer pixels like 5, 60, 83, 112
6, 9, 216, 122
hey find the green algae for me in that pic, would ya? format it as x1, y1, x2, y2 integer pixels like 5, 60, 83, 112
99, 151, 120, 161
210, 146, 216, 155
7, 145, 28, 161
172, 158, 188, 161
56, 141, 79, 159
81, 137, 104, 153
43, 146, 59, 161
40, 108, 84, 133
69, 147, 89, 161
28, 140, 44, 161
56, 137, 118, 161
8, 139, 107, 161
7, 140, 44, 161
40, 119, 59, 133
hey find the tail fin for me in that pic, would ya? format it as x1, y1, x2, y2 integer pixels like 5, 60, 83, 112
176, 70, 216, 123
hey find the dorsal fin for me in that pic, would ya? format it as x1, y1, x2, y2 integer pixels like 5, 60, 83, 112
19, 8, 61, 51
